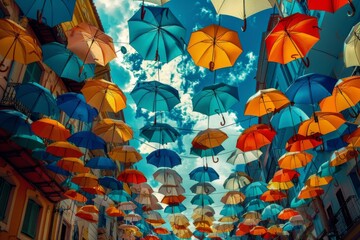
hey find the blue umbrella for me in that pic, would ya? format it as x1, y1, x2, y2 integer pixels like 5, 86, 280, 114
140, 123, 180, 144
15, 82, 58, 117
98, 176, 123, 190
42, 42, 95, 82
128, 6, 186, 62
146, 149, 181, 168
244, 181, 268, 197
246, 199, 268, 211
0, 109, 32, 135
283, 222, 303, 232
190, 145, 225, 158
192, 83, 239, 125
14, 0, 76, 27
290, 197, 311, 208
316, 122, 357, 151
164, 203, 186, 213
189, 166, 220, 182
32, 148, 61, 163
270, 105, 309, 130
193, 230, 207, 239
57, 93, 98, 123
46, 161, 71, 176
261, 204, 283, 220
68, 131, 106, 150
10, 134, 45, 150
85, 157, 117, 170
220, 204, 244, 216
108, 190, 132, 203
191, 194, 214, 206
61, 178, 80, 190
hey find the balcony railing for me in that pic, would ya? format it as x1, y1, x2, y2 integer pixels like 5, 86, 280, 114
333, 195, 360, 237
0, 82, 32, 116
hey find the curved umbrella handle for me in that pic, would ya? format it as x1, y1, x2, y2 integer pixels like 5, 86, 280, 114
37, 10, 43, 23
212, 155, 219, 163
166, 186, 172, 194
347, 0, 356, 17
241, 17, 247, 32
301, 57, 310, 68
0, 62, 9, 73
220, 113, 226, 126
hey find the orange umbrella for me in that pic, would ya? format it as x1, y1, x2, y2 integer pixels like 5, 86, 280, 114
267, 225, 282, 235
196, 226, 213, 233
286, 133, 323, 152
330, 146, 358, 166
236, 124, 276, 151
278, 151, 313, 169
75, 210, 98, 223
244, 88, 290, 117
144, 235, 160, 240
272, 169, 299, 182
109, 146, 142, 163
93, 118, 133, 144
187, 24, 242, 71
46, 141, 83, 158
265, 13, 320, 67
220, 191, 246, 205
298, 112, 346, 136
63, 189, 87, 202
236, 223, 253, 236
278, 208, 299, 220
117, 169, 147, 184
31, 118, 70, 141
106, 206, 124, 217
81, 79, 127, 113
81, 185, 106, 195
298, 185, 324, 199
0, 19, 42, 67
161, 195, 186, 205
345, 127, 360, 147
57, 157, 89, 173
80, 205, 99, 214
153, 227, 170, 235
260, 190, 287, 202
250, 226, 267, 236
305, 174, 332, 187
71, 173, 98, 188
65, 22, 116, 66
192, 128, 228, 149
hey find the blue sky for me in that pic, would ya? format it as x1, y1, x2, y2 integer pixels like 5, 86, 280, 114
94, 0, 275, 230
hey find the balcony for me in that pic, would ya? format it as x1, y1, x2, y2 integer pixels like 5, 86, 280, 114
333, 195, 360, 238
0, 82, 32, 116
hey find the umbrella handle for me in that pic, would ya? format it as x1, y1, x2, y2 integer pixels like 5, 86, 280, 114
220, 113, 226, 126
209, 61, 215, 71
141, 5, 146, 20
212, 155, 219, 163
37, 10, 43, 24
291, 54, 310, 68
241, 17, 247, 32
0, 62, 8, 73
347, 0, 356, 17
204, 162, 208, 170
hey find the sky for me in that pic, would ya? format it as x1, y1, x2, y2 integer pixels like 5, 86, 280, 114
94, 0, 276, 231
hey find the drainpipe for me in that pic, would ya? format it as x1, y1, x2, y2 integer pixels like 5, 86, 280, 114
313, 196, 330, 233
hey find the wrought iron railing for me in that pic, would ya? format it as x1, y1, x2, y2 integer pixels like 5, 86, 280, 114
334, 195, 360, 237
0, 82, 31, 116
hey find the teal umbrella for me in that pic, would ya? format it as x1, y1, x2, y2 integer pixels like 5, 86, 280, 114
189, 166, 220, 182
192, 83, 239, 125
140, 123, 180, 144
270, 105, 309, 130
190, 145, 225, 158
108, 190, 132, 203
32, 148, 61, 163
0, 109, 32, 135
261, 204, 283, 220
246, 199, 267, 211
10, 134, 45, 150
317, 160, 341, 177
61, 178, 80, 190
191, 194, 214, 206
290, 197, 311, 208
128, 6, 186, 62
244, 181, 268, 197
220, 204, 244, 216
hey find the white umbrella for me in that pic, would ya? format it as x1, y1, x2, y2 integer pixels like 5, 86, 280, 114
344, 22, 360, 67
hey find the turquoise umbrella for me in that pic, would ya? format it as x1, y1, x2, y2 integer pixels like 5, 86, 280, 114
32, 148, 61, 163
290, 197, 311, 208
10, 134, 45, 150
42, 42, 95, 82
192, 83, 239, 125
270, 105, 309, 130
108, 190, 132, 203
140, 123, 180, 144
14, 0, 76, 27
128, 6, 186, 62
189, 166, 220, 182
261, 204, 283, 220
244, 181, 268, 197
317, 160, 341, 177
246, 199, 268, 211
61, 178, 80, 190
191, 194, 214, 206
15, 82, 58, 117
0, 109, 32, 135
190, 145, 225, 158
220, 204, 244, 216
164, 203, 186, 213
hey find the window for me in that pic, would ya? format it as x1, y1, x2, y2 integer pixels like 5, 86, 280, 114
22, 62, 42, 84
349, 171, 360, 198
0, 178, 13, 221
21, 199, 41, 239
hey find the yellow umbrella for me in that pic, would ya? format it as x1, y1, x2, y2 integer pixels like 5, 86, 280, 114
109, 145, 142, 163
71, 173, 98, 188
220, 191, 246, 204
213, 223, 234, 233
298, 185, 324, 199
267, 180, 294, 190
57, 157, 89, 173
174, 228, 192, 238
46, 141, 83, 158
278, 151, 313, 169
267, 225, 282, 235
31, 118, 70, 142
330, 146, 358, 166
81, 79, 126, 113
218, 216, 239, 223
298, 112, 346, 136
93, 118, 133, 144
187, 24, 242, 71
0, 19, 42, 67
305, 174, 332, 187
244, 88, 290, 117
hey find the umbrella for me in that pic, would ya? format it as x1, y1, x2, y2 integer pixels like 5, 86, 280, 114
330, 146, 358, 167
57, 157, 89, 173
290, 197, 311, 208
250, 226, 267, 236
10, 134, 45, 150
308, 0, 355, 16
130, 183, 154, 195
42, 42, 95, 82
236, 124, 276, 151
56, 93, 98, 123
119, 201, 137, 211
93, 118, 133, 144
153, 227, 170, 235
187, 24, 242, 71
270, 105, 309, 131
85, 157, 117, 170
159, 184, 185, 196
265, 13, 320, 67
267, 180, 294, 191
46, 161, 71, 176
283, 222, 303, 231
191, 194, 214, 206
221, 191, 246, 205
345, 127, 360, 147
226, 149, 262, 165
31, 118, 70, 141
289, 215, 305, 226
64, 189, 87, 202
68, 131, 106, 150
117, 169, 147, 184
298, 185, 324, 199
109, 146, 142, 163
98, 176, 123, 190
244, 88, 290, 117
162, 195, 186, 205
108, 190, 132, 203
261, 204, 283, 220
260, 190, 287, 202
0, 19, 41, 68
144, 235, 160, 240
106, 206, 124, 217
210, 0, 276, 31
46, 141, 83, 158
236, 223, 253, 236
15, 82, 58, 117
93, 195, 115, 207
164, 203, 186, 214
189, 166, 220, 182
297, 112, 346, 136
81, 185, 106, 195
79, 205, 99, 214
345, 22, 360, 67
190, 182, 216, 195
140, 123, 180, 144
278, 208, 299, 220
267, 225, 282, 235
223, 172, 252, 190
192, 82, 239, 125
71, 173, 98, 188
190, 145, 224, 158
81, 79, 126, 113
62, 178, 80, 190
146, 149, 181, 168
66, 22, 116, 66
305, 174, 333, 187
286, 133, 323, 152
124, 213, 142, 222
220, 204, 244, 216
153, 168, 182, 185
192, 128, 228, 149
318, 160, 341, 177
245, 181, 268, 197
278, 151, 313, 169
128, 6, 185, 62
246, 199, 267, 211
272, 169, 299, 182
242, 211, 261, 225
0, 109, 32, 135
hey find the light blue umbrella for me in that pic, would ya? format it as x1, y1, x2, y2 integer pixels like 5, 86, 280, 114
190, 145, 225, 158
128, 6, 186, 62
42, 42, 95, 82
290, 197, 311, 208
85, 157, 117, 170
68, 131, 106, 150
164, 203, 186, 213
261, 204, 283, 220
270, 105, 309, 130
246, 199, 268, 211
189, 166, 219, 182
191, 194, 214, 206
15, 82, 58, 117
14, 0, 76, 27
98, 176, 123, 190
244, 181, 268, 197
108, 190, 132, 203
220, 204, 244, 216
61, 178, 80, 191
146, 149, 181, 168
283, 222, 303, 232
140, 123, 180, 144
10, 134, 45, 150
0, 109, 32, 135
317, 160, 341, 177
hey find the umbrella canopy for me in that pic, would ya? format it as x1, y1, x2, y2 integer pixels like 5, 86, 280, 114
308, 0, 355, 15
71, 173, 98, 188
190, 182, 216, 195
140, 123, 180, 144
246, 199, 267, 211
250, 226, 267, 236
57, 157, 89, 173
79, 205, 99, 214
267, 180, 294, 191
236, 124, 276, 151
130, 182, 154, 195
265, 13, 320, 66
119, 201, 137, 211
164, 203, 186, 214
66, 22, 116, 66
261, 204, 284, 220
10, 134, 45, 150
191, 194, 214, 206
106, 206, 124, 217
68, 131, 106, 150
162, 195, 186, 205
330, 146, 358, 166
57, 93, 98, 122
42, 42, 95, 82
108, 190, 132, 203
298, 112, 346, 136
245, 181, 268, 197
46, 141, 83, 158
15, 82, 58, 117
0, 109, 31, 135
271, 105, 309, 130
109, 146, 142, 163
298, 185, 324, 199
260, 190, 287, 202
187, 24, 242, 71
318, 160, 341, 177
98, 176, 123, 190
305, 174, 333, 187
117, 169, 147, 184
278, 208, 299, 220
345, 127, 360, 147
245, 88, 290, 117
128, 6, 185, 62
153, 168, 182, 185
159, 184, 185, 196
192, 128, 228, 149
146, 149, 181, 168
272, 169, 300, 182
189, 166, 220, 182
226, 149, 262, 165
31, 118, 70, 141
0, 18, 42, 66
75, 210, 98, 223
81, 79, 126, 113
64, 189, 87, 202
236, 223, 253, 236
220, 204, 244, 216
93, 118, 133, 144
46, 161, 71, 176
190, 145, 224, 158
345, 22, 360, 67
278, 151, 313, 169
85, 157, 117, 170
286, 133, 323, 152
221, 191, 246, 205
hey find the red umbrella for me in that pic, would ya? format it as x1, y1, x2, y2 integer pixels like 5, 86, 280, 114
308, 0, 355, 16
272, 169, 300, 182
236, 124, 276, 151
260, 190, 287, 202
117, 169, 147, 184
236, 223, 253, 236
286, 133, 323, 152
